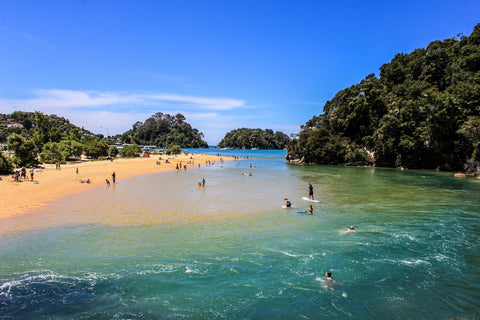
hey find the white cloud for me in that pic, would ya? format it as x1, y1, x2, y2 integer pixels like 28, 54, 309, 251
0, 89, 247, 111
145, 94, 246, 110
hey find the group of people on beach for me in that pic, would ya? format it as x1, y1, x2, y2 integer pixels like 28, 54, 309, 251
10, 166, 35, 182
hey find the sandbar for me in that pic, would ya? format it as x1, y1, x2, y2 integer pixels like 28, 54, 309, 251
0, 153, 231, 220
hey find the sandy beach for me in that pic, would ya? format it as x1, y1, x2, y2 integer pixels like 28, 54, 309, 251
0, 153, 230, 220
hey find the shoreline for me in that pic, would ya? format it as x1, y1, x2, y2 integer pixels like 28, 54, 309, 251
0, 153, 231, 220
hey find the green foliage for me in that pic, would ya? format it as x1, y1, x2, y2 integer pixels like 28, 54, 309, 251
288, 23, 480, 170
217, 128, 290, 149
108, 145, 119, 158
166, 145, 182, 155
59, 140, 84, 160
119, 144, 142, 157
83, 140, 108, 159
7, 133, 38, 167
0, 152, 13, 174
122, 112, 208, 148
40, 142, 64, 163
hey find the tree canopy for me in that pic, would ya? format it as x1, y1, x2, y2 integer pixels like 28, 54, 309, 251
120, 112, 208, 148
217, 128, 290, 149
287, 23, 480, 171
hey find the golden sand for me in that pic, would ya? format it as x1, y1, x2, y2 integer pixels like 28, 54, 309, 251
0, 153, 230, 220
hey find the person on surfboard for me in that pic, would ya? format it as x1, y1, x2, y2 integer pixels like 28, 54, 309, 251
308, 183, 314, 200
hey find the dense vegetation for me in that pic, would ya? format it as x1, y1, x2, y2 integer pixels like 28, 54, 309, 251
0, 111, 209, 173
120, 112, 208, 148
217, 128, 290, 149
0, 111, 107, 172
287, 23, 480, 171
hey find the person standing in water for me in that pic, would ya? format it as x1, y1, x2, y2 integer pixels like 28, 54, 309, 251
112, 171, 116, 184
308, 183, 314, 200
202, 178, 206, 187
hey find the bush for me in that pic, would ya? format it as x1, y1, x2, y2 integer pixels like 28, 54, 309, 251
166, 145, 182, 155
108, 145, 119, 158
84, 140, 108, 159
119, 144, 142, 157
0, 152, 13, 174
40, 142, 64, 163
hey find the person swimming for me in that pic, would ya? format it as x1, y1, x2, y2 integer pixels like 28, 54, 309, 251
307, 204, 313, 215
323, 271, 338, 289
346, 226, 356, 232
285, 198, 292, 208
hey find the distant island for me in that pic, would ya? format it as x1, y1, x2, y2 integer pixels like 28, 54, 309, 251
217, 128, 290, 149
287, 23, 480, 172
118, 112, 208, 148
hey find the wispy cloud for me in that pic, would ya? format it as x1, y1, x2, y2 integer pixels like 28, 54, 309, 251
0, 27, 57, 49
145, 94, 246, 110
0, 89, 246, 111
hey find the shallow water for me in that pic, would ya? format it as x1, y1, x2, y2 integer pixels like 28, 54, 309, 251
1, 149, 480, 319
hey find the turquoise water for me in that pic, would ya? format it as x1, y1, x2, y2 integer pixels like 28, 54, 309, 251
1, 149, 480, 319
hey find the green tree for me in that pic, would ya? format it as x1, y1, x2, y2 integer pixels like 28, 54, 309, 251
166, 144, 182, 155
7, 134, 37, 167
40, 142, 64, 163
58, 140, 84, 160
108, 145, 119, 158
84, 140, 108, 159
119, 144, 142, 157
0, 152, 13, 174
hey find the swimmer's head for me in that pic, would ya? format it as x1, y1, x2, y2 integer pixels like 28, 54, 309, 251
326, 271, 332, 277
349, 226, 355, 230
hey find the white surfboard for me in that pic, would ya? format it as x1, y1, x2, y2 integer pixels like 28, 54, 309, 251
302, 197, 320, 203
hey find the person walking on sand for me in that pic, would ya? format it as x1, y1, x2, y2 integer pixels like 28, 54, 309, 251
112, 171, 116, 184
308, 183, 314, 200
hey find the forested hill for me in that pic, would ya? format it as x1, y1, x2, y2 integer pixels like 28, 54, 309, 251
0, 111, 93, 143
287, 23, 480, 171
217, 128, 290, 149
120, 112, 208, 148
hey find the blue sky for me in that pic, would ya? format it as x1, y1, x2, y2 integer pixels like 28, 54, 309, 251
0, 0, 478, 145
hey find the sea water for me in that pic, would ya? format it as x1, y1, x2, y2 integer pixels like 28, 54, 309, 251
1, 149, 479, 319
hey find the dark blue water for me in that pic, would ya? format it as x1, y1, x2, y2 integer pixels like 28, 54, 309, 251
1, 149, 479, 319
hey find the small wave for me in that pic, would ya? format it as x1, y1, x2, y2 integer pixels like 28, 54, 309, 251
185, 266, 199, 274
265, 248, 299, 257
399, 259, 431, 266
136, 264, 179, 275
281, 251, 298, 257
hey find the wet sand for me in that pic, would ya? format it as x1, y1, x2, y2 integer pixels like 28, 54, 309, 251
0, 153, 230, 220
